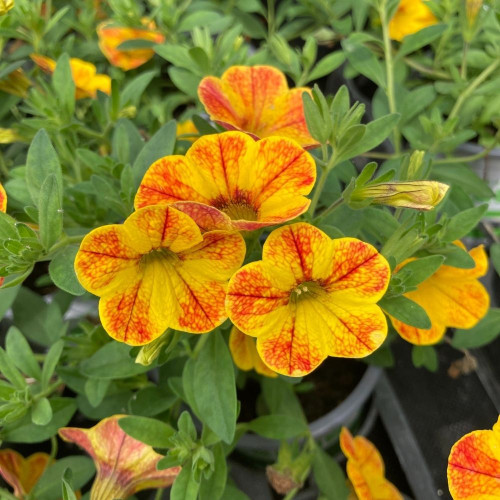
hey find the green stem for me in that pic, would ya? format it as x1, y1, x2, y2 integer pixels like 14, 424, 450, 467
433, 142, 498, 165
308, 166, 328, 217
35, 380, 64, 401
315, 197, 344, 221
448, 59, 500, 121
267, 0, 276, 37
154, 488, 164, 500
50, 435, 58, 461
360, 151, 403, 160
47, 234, 85, 256
403, 57, 451, 80
460, 42, 469, 80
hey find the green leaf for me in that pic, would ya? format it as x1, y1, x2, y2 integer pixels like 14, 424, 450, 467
199, 442, 227, 500
380, 295, 431, 328
452, 309, 500, 349
31, 397, 53, 426
118, 415, 175, 448
5, 326, 42, 379
342, 38, 385, 87
25, 129, 62, 206
220, 484, 250, 500
129, 386, 177, 417
121, 70, 158, 107
364, 343, 394, 367
171, 462, 200, 500
491, 243, 500, 276
442, 205, 488, 242
179, 10, 220, 31
84, 378, 110, 407
307, 52, 346, 82
38, 174, 63, 250
313, 448, 350, 500
41, 340, 64, 391
0, 285, 19, 321
0, 346, 27, 389
398, 24, 447, 58
61, 469, 78, 500
193, 332, 237, 444
411, 345, 438, 372
246, 415, 308, 439
31, 456, 95, 500
133, 120, 176, 186
168, 67, 200, 97
53, 53, 75, 119
432, 164, 494, 200
0, 210, 19, 239
48, 246, 85, 296
438, 244, 475, 268
396, 255, 444, 288
302, 92, 328, 144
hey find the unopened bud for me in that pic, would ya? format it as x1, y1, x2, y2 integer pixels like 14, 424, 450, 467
118, 105, 137, 119
0, 128, 22, 144
135, 332, 169, 365
0, 69, 31, 97
466, 0, 482, 27
0, 0, 14, 15
407, 150, 426, 179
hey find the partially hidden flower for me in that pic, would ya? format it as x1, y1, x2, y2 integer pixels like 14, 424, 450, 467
229, 325, 278, 378
226, 223, 390, 376
59, 415, 180, 500
389, 0, 438, 42
0, 128, 22, 144
97, 20, 165, 71
74, 205, 245, 345
389, 242, 489, 345
466, 0, 483, 28
0, 449, 50, 498
198, 65, 318, 149
31, 54, 111, 99
447, 415, 500, 499
0, 68, 31, 97
135, 131, 316, 232
351, 181, 449, 211
340, 427, 403, 500
0, 0, 14, 15
176, 120, 198, 142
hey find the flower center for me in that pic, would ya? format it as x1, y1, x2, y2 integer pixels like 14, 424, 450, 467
140, 247, 178, 267
290, 281, 324, 303
212, 191, 258, 221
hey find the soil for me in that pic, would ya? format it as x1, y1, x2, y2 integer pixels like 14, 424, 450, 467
238, 359, 366, 423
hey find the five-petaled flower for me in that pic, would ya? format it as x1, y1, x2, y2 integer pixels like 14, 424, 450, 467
229, 325, 278, 378
340, 427, 403, 500
198, 65, 318, 149
0, 450, 50, 499
135, 131, 316, 232
31, 54, 111, 99
226, 223, 390, 376
389, 0, 438, 41
59, 415, 180, 500
389, 242, 489, 345
74, 205, 245, 345
97, 20, 165, 71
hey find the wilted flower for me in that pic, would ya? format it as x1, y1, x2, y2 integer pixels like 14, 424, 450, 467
390, 242, 489, 345
352, 181, 449, 211
340, 427, 403, 500
0, 450, 50, 498
448, 415, 500, 499
229, 326, 278, 378
0, 68, 31, 97
135, 131, 316, 231
59, 415, 180, 500
389, 0, 438, 41
0, 0, 14, 15
226, 223, 390, 376
74, 205, 245, 344
198, 66, 318, 148
97, 20, 165, 71
31, 54, 111, 99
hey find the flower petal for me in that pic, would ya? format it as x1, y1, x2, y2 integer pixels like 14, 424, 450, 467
390, 315, 446, 346
438, 244, 489, 280
172, 201, 234, 232
0, 182, 6, 212
448, 417, 500, 499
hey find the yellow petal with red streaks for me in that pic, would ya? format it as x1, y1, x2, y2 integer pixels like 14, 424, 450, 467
198, 76, 240, 127
438, 244, 489, 280
0, 182, 6, 212
0, 450, 50, 497
59, 415, 180, 499
390, 315, 446, 346
448, 416, 500, 500
75, 225, 141, 296
325, 238, 391, 302
172, 201, 234, 232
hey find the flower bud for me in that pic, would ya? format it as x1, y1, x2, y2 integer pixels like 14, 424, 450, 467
353, 181, 449, 211
0, 0, 14, 15
466, 0, 482, 27
135, 333, 168, 365
0, 128, 22, 144
0, 69, 31, 97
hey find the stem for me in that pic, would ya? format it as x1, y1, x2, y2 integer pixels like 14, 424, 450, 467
460, 42, 469, 80
154, 488, 164, 500
308, 166, 328, 217
403, 58, 451, 80
448, 59, 500, 121
360, 151, 402, 160
50, 435, 58, 461
433, 142, 498, 165
267, 0, 275, 37
315, 197, 344, 221
47, 234, 85, 256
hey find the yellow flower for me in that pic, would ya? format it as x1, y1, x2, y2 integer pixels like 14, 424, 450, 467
31, 54, 111, 99
448, 415, 500, 499
226, 223, 391, 376
389, 242, 489, 345
389, 0, 438, 41
176, 120, 198, 142
74, 205, 245, 345
59, 415, 180, 500
229, 326, 278, 377
0, 128, 22, 144
340, 427, 403, 500
0, 0, 14, 15
0, 68, 31, 97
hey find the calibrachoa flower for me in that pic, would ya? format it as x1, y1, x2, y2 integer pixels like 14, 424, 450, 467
198, 66, 318, 148
97, 20, 165, 71
229, 326, 278, 378
31, 54, 111, 99
447, 415, 500, 499
74, 205, 245, 345
390, 242, 489, 345
226, 223, 390, 376
340, 427, 403, 500
389, 0, 438, 41
135, 131, 316, 232
0, 450, 50, 499
59, 415, 180, 500
0, 0, 14, 15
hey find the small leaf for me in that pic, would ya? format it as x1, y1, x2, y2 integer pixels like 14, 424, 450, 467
31, 397, 53, 426
84, 378, 110, 408
313, 447, 350, 499
38, 174, 63, 250
411, 345, 438, 372
307, 52, 345, 82
380, 295, 431, 329
490, 243, 500, 277
199, 443, 227, 500
5, 326, 42, 379
396, 255, 444, 288
48, 246, 85, 296
246, 415, 308, 439
118, 415, 175, 448
171, 462, 200, 500
442, 205, 488, 242
452, 309, 500, 349
398, 24, 447, 58
0, 346, 27, 389
52, 53, 75, 120
41, 340, 64, 391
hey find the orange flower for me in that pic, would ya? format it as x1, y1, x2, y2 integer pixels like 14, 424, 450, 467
135, 131, 316, 232
198, 66, 318, 149
340, 427, 403, 500
97, 20, 165, 71
0, 450, 50, 498
226, 223, 390, 376
59, 415, 180, 500
31, 54, 111, 99
74, 205, 245, 345
389, 242, 489, 345
229, 326, 278, 378
176, 120, 198, 143
389, 0, 438, 41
